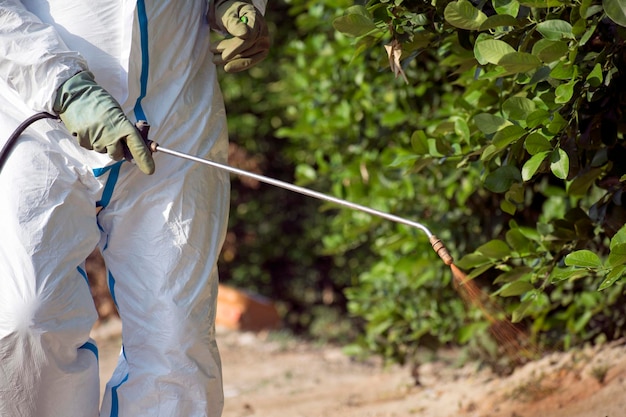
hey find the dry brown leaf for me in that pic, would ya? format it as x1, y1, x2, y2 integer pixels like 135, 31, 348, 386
384, 39, 408, 84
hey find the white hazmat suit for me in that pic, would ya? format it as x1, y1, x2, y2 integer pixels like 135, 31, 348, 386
0, 1, 266, 416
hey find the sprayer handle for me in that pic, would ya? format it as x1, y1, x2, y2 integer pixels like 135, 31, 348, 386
135, 120, 158, 151
123, 120, 158, 162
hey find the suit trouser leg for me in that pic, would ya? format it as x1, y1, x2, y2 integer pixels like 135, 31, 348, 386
0, 130, 101, 417
98, 157, 229, 417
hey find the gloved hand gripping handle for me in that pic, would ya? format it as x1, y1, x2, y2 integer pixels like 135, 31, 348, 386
125, 120, 157, 160
134, 120, 157, 151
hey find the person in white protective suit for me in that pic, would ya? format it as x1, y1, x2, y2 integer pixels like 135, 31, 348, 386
0, 0, 269, 416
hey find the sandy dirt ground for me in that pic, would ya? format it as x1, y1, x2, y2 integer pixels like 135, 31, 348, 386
91, 318, 626, 417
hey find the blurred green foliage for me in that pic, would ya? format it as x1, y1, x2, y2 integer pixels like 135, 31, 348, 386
218, 0, 626, 366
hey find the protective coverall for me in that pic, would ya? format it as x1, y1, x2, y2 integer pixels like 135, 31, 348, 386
0, 1, 266, 416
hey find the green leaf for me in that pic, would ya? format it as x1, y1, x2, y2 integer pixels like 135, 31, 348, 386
522, 151, 549, 181
467, 263, 497, 279
580, 0, 593, 17
506, 182, 525, 204
455, 253, 492, 269
519, 0, 561, 6
494, 267, 532, 284
547, 112, 567, 134
444, 0, 488, 30
454, 118, 471, 143
404, 32, 434, 52
579, 291, 599, 308
353, 38, 374, 59
610, 225, 626, 250
567, 167, 603, 196
582, 0, 603, 18
512, 296, 535, 322
607, 243, 626, 267
555, 80, 577, 104
536, 20, 575, 40
498, 280, 534, 297
475, 39, 516, 65
474, 113, 511, 134
506, 228, 533, 254
572, 18, 587, 37
603, 0, 626, 27
564, 250, 602, 268
498, 52, 542, 74
428, 137, 448, 157
586, 63, 603, 87
295, 164, 317, 181
479, 14, 520, 30
485, 165, 522, 193
550, 61, 576, 80
493, 125, 526, 149
526, 109, 551, 128
369, 318, 394, 336
550, 148, 569, 179
580, 22, 598, 45
341, 5, 370, 17
458, 322, 490, 344
550, 266, 591, 282
520, 65, 551, 85
494, 0, 520, 16
573, 310, 593, 333
501, 199, 516, 214
381, 109, 407, 127
477, 65, 510, 80
515, 224, 542, 242
525, 133, 552, 155
503, 96, 536, 121
532, 39, 569, 63
411, 130, 429, 155
481, 144, 500, 161
390, 152, 419, 168
598, 265, 626, 290
333, 9, 378, 37
477, 239, 511, 259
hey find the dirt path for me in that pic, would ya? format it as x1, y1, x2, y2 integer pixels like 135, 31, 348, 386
92, 318, 626, 417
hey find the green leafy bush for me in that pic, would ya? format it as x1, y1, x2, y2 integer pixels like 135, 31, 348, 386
219, 0, 626, 367
332, 0, 626, 359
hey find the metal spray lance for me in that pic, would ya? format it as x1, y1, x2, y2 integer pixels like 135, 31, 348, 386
134, 121, 454, 266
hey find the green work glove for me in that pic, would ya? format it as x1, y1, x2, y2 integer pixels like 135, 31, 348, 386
211, 0, 270, 73
53, 71, 155, 175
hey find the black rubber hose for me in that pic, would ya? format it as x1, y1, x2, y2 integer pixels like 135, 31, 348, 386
0, 112, 59, 172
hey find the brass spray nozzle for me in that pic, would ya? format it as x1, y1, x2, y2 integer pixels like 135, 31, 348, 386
429, 235, 453, 265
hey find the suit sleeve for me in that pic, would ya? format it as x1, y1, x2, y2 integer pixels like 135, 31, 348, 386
0, 0, 88, 113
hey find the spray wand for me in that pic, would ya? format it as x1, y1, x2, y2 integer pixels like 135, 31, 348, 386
133, 122, 454, 266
